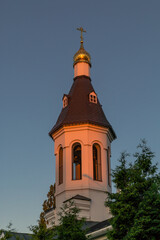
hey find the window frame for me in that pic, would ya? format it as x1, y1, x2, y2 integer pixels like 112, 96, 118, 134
93, 143, 102, 181
59, 147, 63, 185
72, 142, 82, 180
63, 95, 68, 108
89, 91, 97, 104
107, 147, 111, 187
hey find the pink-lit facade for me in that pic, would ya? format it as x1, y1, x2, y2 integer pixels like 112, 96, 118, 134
45, 37, 116, 227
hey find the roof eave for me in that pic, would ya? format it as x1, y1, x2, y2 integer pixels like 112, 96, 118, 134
49, 121, 116, 140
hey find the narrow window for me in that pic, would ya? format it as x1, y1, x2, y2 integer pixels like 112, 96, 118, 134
72, 143, 81, 180
107, 147, 111, 186
59, 147, 63, 185
93, 144, 102, 181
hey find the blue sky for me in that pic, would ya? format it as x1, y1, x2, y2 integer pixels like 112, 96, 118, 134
1, 0, 160, 233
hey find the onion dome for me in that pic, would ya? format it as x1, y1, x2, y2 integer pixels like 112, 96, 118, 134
73, 41, 91, 67
73, 27, 91, 67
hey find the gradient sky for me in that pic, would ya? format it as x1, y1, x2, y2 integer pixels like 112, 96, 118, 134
1, 0, 160, 233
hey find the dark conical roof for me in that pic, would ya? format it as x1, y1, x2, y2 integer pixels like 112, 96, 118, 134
49, 75, 116, 139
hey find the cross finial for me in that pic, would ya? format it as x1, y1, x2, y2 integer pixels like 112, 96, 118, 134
77, 27, 86, 43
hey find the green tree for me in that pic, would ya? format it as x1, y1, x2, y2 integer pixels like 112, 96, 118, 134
44, 184, 56, 210
0, 223, 15, 240
29, 224, 54, 240
55, 201, 88, 240
0, 223, 25, 240
39, 184, 56, 226
106, 140, 160, 240
30, 184, 56, 240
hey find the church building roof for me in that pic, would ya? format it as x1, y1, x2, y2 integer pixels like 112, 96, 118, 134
63, 194, 91, 203
49, 75, 116, 139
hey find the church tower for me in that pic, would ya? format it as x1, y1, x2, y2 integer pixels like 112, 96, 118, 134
47, 28, 116, 226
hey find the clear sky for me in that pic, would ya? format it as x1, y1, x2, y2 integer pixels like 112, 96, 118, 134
1, 0, 160, 233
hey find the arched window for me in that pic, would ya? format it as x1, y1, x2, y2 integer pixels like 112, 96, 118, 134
89, 91, 97, 104
72, 143, 82, 180
63, 95, 68, 108
107, 147, 111, 186
93, 144, 102, 181
59, 147, 63, 185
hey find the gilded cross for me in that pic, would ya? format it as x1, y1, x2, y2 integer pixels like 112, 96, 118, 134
77, 27, 86, 42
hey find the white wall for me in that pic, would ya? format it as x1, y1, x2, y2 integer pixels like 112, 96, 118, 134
52, 124, 113, 224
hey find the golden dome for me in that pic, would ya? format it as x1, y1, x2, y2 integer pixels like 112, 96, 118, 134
73, 41, 91, 67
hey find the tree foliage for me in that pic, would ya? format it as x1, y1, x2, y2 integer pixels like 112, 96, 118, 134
43, 184, 56, 211
29, 224, 54, 240
0, 223, 15, 240
55, 201, 88, 240
29, 184, 56, 240
106, 140, 160, 240
0, 223, 25, 240
39, 184, 56, 226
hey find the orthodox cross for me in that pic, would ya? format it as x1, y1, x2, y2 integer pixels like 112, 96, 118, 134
77, 27, 86, 42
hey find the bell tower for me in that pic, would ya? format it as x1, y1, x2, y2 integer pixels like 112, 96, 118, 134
47, 28, 116, 226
